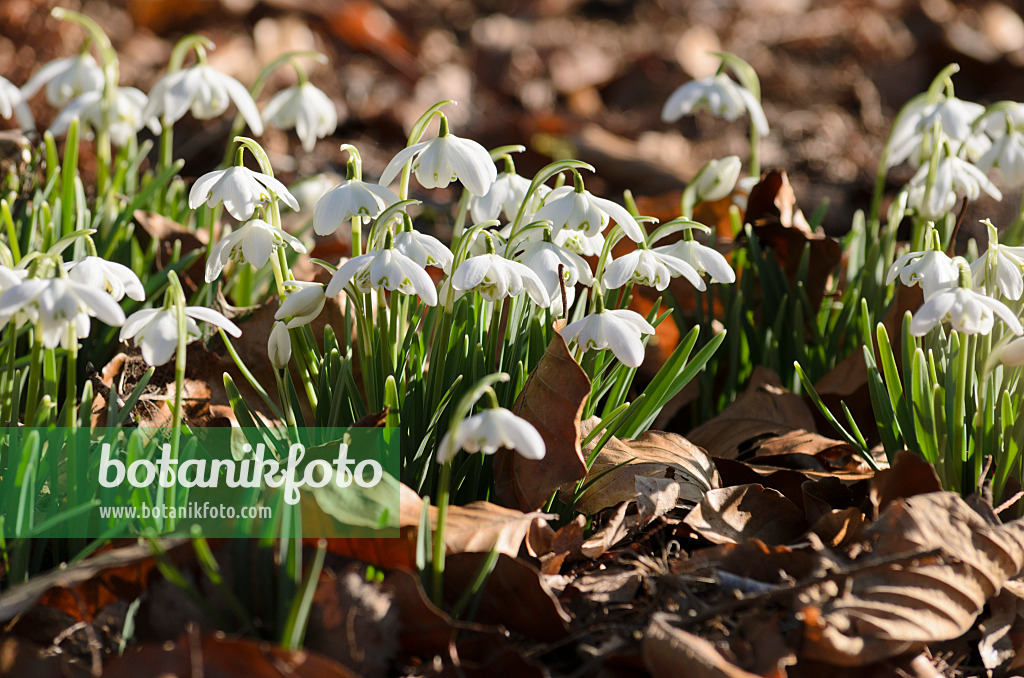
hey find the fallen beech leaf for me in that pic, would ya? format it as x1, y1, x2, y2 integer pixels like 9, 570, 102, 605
687, 539, 832, 586
574, 428, 718, 515
869, 450, 942, 516
802, 492, 1024, 665
644, 612, 761, 678
133, 210, 207, 295
637, 475, 681, 525
581, 501, 630, 558
494, 324, 591, 511
683, 484, 808, 545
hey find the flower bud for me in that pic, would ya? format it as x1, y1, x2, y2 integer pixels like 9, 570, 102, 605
268, 321, 291, 370
275, 282, 326, 328
694, 156, 741, 203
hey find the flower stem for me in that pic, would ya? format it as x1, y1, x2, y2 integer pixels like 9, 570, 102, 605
431, 460, 452, 606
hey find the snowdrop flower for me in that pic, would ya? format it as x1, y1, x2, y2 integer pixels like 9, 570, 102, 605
561, 306, 655, 368
660, 240, 736, 284
21, 53, 104, 107
466, 229, 507, 257
976, 106, 1024, 187
268, 321, 291, 370
64, 256, 145, 302
999, 335, 1024, 366
189, 166, 299, 221
436, 407, 545, 464
0, 76, 33, 129
0, 265, 27, 291
603, 247, 705, 291
50, 87, 159, 147
470, 171, 546, 223
887, 246, 959, 299
661, 73, 769, 136
535, 179, 644, 243
263, 82, 338, 152
516, 239, 593, 305
0, 277, 126, 349
275, 282, 326, 328
450, 250, 550, 306
554, 228, 604, 257
970, 221, 1024, 300
692, 155, 742, 203
120, 305, 241, 366
326, 240, 437, 305
143, 62, 263, 134
313, 179, 398, 235
205, 218, 307, 282
905, 151, 1001, 221
394, 228, 453, 274
379, 115, 497, 196
909, 285, 1022, 336
887, 96, 987, 168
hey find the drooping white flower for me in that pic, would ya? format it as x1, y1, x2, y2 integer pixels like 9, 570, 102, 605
274, 282, 326, 328
887, 96, 987, 168
262, 82, 338, 152
909, 286, 1022, 336
0, 277, 126, 349
21, 53, 104, 107
188, 166, 299, 221
0, 265, 27, 291
379, 122, 497, 196
450, 253, 550, 306
535, 184, 644, 243
0, 76, 34, 130
313, 179, 398, 235
268, 321, 291, 370
326, 246, 437, 305
469, 171, 545, 223
64, 256, 145, 302
205, 218, 307, 282
693, 155, 742, 203
142, 63, 263, 134
561, 308, 655, 368
120, 305, 241, 366
975, 108, 1024, 187
603, 248, 704, 291
50, 87, 159, 147
661, 73, 769, 136
394, 229, 453, 274
659, 240, 736, 284
905, 152, 1001, 221
970, 221, 1024, 300
886, 248, 959, 299
436, 407, 545, 464
999, 335, 1024, 366
554, 228, 604, 257
516, 240, 593, 306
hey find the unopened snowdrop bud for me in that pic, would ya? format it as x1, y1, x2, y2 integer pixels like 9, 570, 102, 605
275, 282, 326, 328
268, 321, 291, 369
999, 335, 1024, 366
693, 156, 742, 203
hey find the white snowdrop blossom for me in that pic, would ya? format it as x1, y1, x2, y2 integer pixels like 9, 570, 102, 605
205, 218, 307, 282
64, 256, 145, 302
469, 172, 546, 223
436, 407, 545, 464
970, 222, 1024, 300
394, 229, 453, 274
143, 63, 263, 134
450, 253, 550, 306
0, 76, 33, 129
906, 152, 1001, 221
909, 286, 1022, 337
0, 277, 126, 350
21, 53, 104, 106
887, 248, 959, 299
188, 166, 299, 221
120, 305, 241, 366
603, 248, 705, 292
516, 240, 594, 307
561, 308, 656, 369
661, 73, 769, 136
268, 321, 291, 370
999, 335, 1024, 366
379, 126, 497, 196
693, 156, 742, 203
535, 185, 644, 243
660, 240, 736, 284
0, 265, 27, 291
554, 228, 604, 257
274, 282, 326, 328
262, 82, 338, 152
887, 96, 987, 168
50, 87, 159, 147
313, 179, 398, 235
976, 107, 1024, 187
326, 247, 437, 305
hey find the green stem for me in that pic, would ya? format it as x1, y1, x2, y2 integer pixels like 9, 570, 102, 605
431, 461, 452, 606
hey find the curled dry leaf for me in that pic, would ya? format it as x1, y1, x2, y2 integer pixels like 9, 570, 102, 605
683, 484, 808, 546
643, 612, 761, 678
574, 424, 718, 515
494, 323, 591, 511
801, 492, 1024, 665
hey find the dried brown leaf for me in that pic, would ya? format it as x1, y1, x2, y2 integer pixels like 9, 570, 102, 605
683, 484, 808, 545
643, 612, 761, 678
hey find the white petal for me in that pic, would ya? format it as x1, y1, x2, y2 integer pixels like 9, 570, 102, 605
378, 140, 431, 188
185, 306, 242, 336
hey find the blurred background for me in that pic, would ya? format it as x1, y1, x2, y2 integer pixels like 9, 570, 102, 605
4, 0, 1024, 237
